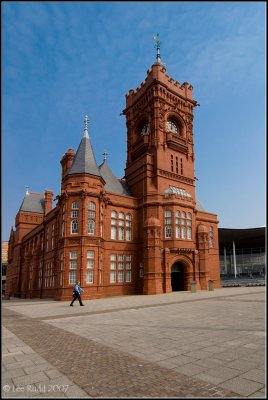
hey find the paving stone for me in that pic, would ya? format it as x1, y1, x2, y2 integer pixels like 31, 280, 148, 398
2, 369, 26, 379
240, 369, 266, 384
219, 377, 264, 397
12, 372, 49, 387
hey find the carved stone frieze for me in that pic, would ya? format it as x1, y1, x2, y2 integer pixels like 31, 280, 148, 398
170, 248, 193, 253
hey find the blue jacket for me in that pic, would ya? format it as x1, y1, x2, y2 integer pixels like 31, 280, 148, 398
73, 284, 83, 294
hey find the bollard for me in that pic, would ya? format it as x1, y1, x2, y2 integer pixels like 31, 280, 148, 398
191, 280, 197, 293
209, 280, 214, 291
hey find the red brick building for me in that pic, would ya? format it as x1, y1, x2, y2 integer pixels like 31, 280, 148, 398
5, 50, 220, 300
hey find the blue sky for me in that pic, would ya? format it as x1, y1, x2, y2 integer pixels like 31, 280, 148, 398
2, 1, 266, 241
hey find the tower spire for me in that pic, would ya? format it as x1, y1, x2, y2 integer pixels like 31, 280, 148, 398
153, 33, 164, 66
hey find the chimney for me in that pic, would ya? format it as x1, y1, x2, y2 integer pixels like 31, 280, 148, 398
60, 148, 75, 179
44, 190, 53, 215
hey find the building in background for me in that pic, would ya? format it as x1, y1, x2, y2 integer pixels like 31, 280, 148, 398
5, 39, 220, 300
218, 227, 266, 279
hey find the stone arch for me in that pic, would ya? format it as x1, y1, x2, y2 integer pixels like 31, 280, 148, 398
165, 112, 186, 138
169, 255, 193, 292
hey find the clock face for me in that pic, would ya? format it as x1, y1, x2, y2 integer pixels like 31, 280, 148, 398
141, 123, 149, 136
166, 120, 178, 134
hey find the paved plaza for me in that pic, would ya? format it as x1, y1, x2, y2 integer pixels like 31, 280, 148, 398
2, 287, 266, 398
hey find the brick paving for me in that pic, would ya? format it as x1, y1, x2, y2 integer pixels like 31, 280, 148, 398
2, 287, 266, 398
3, 307, 237, 398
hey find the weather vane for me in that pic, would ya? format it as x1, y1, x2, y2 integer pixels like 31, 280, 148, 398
83, 115, 89, 138
84, 115, 89, 131
102, 150, 108, 161
153, 33, 164, 66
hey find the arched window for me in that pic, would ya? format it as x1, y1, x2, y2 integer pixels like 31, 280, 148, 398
72, 201, 79, 209
71, 219, 78, 234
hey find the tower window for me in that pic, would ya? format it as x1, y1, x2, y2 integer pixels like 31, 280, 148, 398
141, 123, 150, 136
180, 158, 183, 175
164, 210, 172, 238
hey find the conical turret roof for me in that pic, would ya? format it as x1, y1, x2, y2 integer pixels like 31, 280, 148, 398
67, 116, 101, 177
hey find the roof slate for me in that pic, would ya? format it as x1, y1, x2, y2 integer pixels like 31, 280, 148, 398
67, 136, 101, 177
19, 193, 45, 213
99, 159, 131, 196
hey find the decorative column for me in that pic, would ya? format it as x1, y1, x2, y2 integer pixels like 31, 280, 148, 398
143, 216, 163, 294
197, 223, 210, 290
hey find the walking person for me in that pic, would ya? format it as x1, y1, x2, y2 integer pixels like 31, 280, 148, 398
70, 281, 85, 306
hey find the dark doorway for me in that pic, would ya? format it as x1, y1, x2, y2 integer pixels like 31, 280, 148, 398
171, 262, 185, 291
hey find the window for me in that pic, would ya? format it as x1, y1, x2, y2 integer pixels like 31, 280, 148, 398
166, 119, 178, 134
110, 254, 117, 283
71, 219, 78, 234
175, 211, 192, 239
165, 210, 172, 238
171, 154, 174, 172
72, 202, 79, 209
110, 254, 132, 283
69, 271, 77, 284
38, 261, 42, 289
88, 202, 96, 235
69, 251, 77, 284
110, 211, 132, 241
88, 202, 96, 210
180, 158, 183, 175
46, 228, 49, 251
70, 251, 78, 269
88, 220, 95, 235
125, 255, 132, 282
126, 214, 132, 241
51, 224, 55, 250
72, 210, 79, 218
86, 250, 94, 283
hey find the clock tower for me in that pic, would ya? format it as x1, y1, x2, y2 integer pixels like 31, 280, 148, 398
122, 35, 219, 294
123, 36, 198, 201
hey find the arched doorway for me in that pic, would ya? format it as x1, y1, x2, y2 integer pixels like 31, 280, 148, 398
171, 262, 185, 291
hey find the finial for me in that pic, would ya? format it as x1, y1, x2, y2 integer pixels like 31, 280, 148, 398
25, 186, 29, 195
153, 33, 164, 66
102, 150, 108, 161
83, 115, 89, 138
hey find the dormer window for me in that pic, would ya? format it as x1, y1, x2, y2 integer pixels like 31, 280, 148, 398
166, 119, 179, 134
